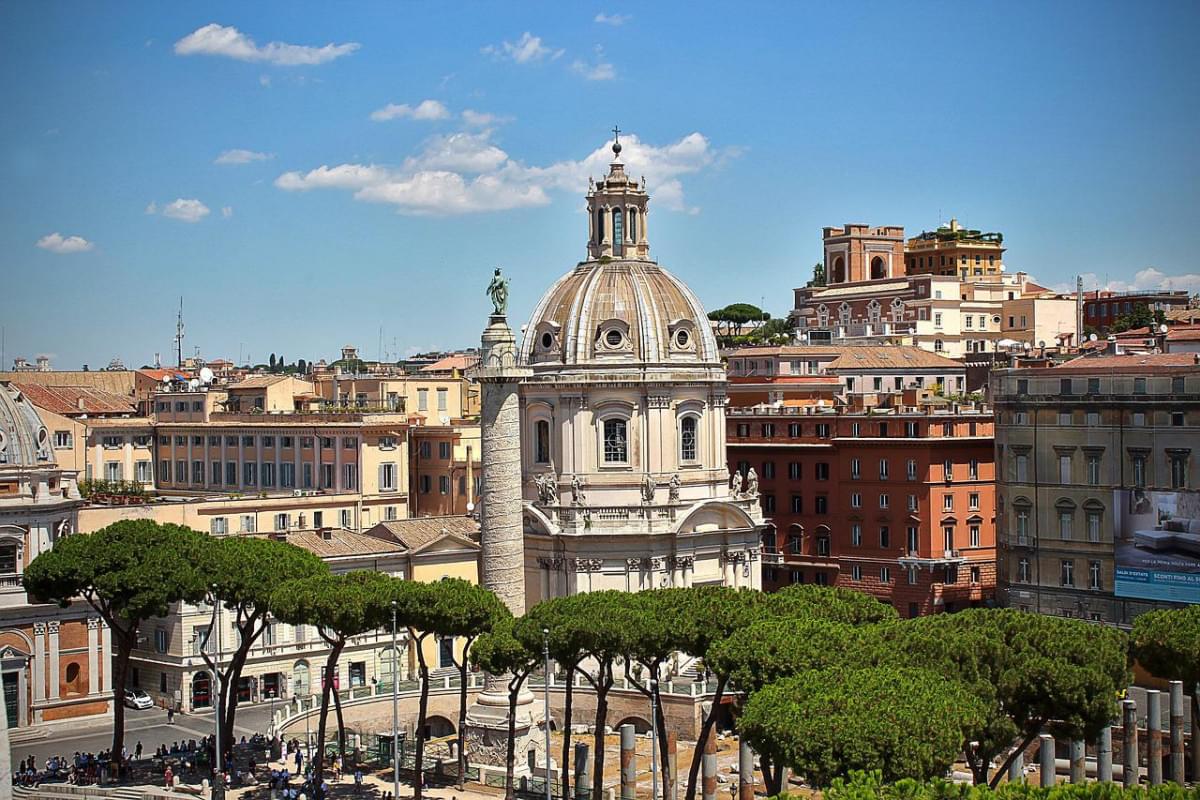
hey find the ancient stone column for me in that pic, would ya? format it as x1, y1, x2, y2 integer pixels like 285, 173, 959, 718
1123, 698, 1139, 788
738, 741, 754, 800
1039, 734, 1055, 788
1098, 726, 1113, 783
465, 310, 536, 774
701, 736, 717, 800
1148, 689, 1163, 785
576, 742, 592, 800
1170, 681, 1185, 785
1070, 740, 1085, 783
620, 725, 637, 800
1007, 751, 1024, 784
1193, 683, 1200, 781
667, 732, 678, 800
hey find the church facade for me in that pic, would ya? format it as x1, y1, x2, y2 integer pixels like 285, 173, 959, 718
515, 138, 765, 606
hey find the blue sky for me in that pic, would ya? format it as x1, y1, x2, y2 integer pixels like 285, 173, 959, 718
3, 1, 1198, 369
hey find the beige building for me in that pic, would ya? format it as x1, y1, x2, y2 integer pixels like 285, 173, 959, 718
410, 422, 481, 517
992, 353, 1200, 624
129, 517, 481, 712
904, 218, 1005, 280
312, 372, 479, 421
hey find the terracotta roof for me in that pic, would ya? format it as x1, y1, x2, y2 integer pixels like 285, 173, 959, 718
9, 383, 138, 416
0, 370, 139, 395
229, 375, 306, 390
1166, 309, 1200, 324
253, 528, 405, 558
420, 354, 480, 373
728, 375, 841, 385
1053, 353, 1200, 372
1167, 326, 1200, 342
140, 368, 190, 382
372, 516, 480, 550
826, 347, 962, 370
1022, 281, 1051, 294
727, 346, 844, 357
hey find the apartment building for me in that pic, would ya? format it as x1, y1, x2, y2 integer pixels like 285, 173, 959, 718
725, 345, 967, 407
409, 423, 481, 516
312, 372, 479, 420
992, 353, 1200, 624
728, 403, 997, 617
904, 218, 1004, 280
128, 517, 480, 712
1083, 290, 1191, 334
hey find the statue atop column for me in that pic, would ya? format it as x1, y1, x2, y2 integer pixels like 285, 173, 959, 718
487, 268, 509, 316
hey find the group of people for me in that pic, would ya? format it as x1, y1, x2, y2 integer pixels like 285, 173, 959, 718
13, 750, 134, 787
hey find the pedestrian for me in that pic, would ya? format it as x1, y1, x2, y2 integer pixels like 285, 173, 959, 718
354, 767, 363, 794
135, 741, 143, 760
167, 706, 175, 725
164, 765, 174, 791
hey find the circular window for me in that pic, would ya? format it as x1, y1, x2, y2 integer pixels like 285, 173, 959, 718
605, 329, 623, 347
992, 316, 1002, 325
676, 330, 690, 348
541, 332, 554, 349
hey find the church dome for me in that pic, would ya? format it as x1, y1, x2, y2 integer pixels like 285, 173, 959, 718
521, 259, 720, 367
0, 383, 54, 467
520, 133, 719, 369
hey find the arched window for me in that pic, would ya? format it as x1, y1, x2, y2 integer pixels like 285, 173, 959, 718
535, 420, 550, 464
871, 256, 887, 280
831, 256, 846, 283
612, 209, 624, 256
596, 209, 606, 244
628, 208, 638, 244
680, 416, 698, 462
603, 418, 628, 463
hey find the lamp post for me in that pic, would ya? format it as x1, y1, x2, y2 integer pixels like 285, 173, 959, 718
210, 583, 224, 800
543, 627, 552, 800
392, 600, 400, 800
650, 675, 659, 800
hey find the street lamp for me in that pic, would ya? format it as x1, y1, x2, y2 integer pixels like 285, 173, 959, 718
542, 627, 552, 800
392, 600, 400, 800
210, 583, 224, 800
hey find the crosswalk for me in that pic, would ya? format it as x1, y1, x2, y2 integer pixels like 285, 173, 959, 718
14, 783, 151, 800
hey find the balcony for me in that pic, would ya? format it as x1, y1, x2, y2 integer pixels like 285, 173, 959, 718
538, 497, 761, 534
761, 552, 783, 565
897, 549, 967, 568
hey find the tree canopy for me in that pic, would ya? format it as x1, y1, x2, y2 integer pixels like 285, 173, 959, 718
1131, 604, 1200, 686
739, 666, 986, 787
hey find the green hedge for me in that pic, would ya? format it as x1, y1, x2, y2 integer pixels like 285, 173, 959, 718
775, 772, 1197, 800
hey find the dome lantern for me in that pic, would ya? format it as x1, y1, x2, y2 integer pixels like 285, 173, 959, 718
587, 126, 649, 261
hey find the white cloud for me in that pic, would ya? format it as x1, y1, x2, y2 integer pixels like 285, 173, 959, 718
221, 206, 234, 218
214, 148, 273, 165
481, 32, 563, 64
594, 13, 631, 25
462, 109, 507, 127
369, 100, 451, 122
174, 23, 359, 66
275, 130, 729, 217
259, 74, 272, 88
1073, 268, 1200, 296
144, 202, 158, 215
36, 232, 94, 254
160, 198, 211, 223
571, 45, 616, 80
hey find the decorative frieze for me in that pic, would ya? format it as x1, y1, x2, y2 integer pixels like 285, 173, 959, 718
572, 558, 603, 573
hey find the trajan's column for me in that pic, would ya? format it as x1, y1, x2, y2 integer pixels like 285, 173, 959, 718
465, 268, 539, 772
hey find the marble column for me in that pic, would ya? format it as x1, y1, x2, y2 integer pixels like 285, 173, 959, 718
1069, 739, 1085, 783
464, 310, 535, 773
1169, 681, 1185, 785
575, 742, 592, 800
47, 621, 60, 700
701, 736, 717, 800
101, 623, 112, 692
620, 724, 636, 800
1147, 689, 1163, 785
1007, 751, 1023, 784
738, 741, 754, 800
1098, 726, 1113, 782
1039, 734, 1055, 788
1122, 698, 1138, 788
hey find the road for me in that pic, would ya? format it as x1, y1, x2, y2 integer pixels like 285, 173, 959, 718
11, 701, 277, 768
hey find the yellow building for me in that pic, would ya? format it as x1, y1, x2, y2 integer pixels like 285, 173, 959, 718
410, 422, 481, 517
905, 218, 1005, 280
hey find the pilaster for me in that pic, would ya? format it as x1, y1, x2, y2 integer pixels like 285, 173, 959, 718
47, 621, 60, 700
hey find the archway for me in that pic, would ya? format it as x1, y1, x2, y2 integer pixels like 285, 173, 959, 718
425, 715, 456, 739
871, 256, 887, 280
831, 256, 846, 283
614, 716, 652, 734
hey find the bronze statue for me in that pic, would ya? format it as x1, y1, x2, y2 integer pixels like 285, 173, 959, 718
487, 267, 509, 316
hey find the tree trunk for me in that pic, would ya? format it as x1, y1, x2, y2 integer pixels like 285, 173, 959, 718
219, 615, 261, 749
759, 754, 782, 796
590, 663, 612, 800
414, 633, 430, 800
506, 680, 520, 800
685, 674, 726, 800
457, 641, 472, 791
332, 681, 347, 763
989, 730, 1040, 789
653, 680, 670, 800
314, 640, 345, 791
560, 668, 576, 800
109, 626, 136, 769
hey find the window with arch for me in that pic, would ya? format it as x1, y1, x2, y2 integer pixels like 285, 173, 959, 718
628, 208, 638, 244
831, 256, 846, 283
871, 256, 886, 280
679, 415, 699, 462
596, 209, 606, 244
534, 420, 551, 464
891, 298, 904, 322
603, 418, 628, 464
292, 661, 311, 696
839, 302, 851, 324
612, 209, 624, 256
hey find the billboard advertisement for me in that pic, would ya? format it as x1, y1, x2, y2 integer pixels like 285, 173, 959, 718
1114, 489, 1200, 604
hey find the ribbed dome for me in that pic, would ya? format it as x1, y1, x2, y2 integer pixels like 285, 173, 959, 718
0, 383, 53, 467
520, 259, 720, 367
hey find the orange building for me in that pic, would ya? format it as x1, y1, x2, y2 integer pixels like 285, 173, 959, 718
728, 405, 997, 617
904, 218, 1005, 280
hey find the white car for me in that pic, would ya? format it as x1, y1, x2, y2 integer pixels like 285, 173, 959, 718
124, 689, 154, 710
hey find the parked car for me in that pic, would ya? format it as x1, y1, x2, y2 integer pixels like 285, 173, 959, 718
124, 689, 154, 710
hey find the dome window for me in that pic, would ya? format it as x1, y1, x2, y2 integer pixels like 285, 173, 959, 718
541, 332, 554, 349
676, 330, 690, 348
606, 329, 623, 347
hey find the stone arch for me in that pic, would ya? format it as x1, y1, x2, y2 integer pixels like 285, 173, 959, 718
870, 256, 887, 280
614, 715, 653, 734
674, 499, 756, 534
425, 714, 456, 738
831, 256, 846, 284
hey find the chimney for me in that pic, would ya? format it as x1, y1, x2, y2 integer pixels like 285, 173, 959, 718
77, 397, 86, 411
321, 527, 333, 540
